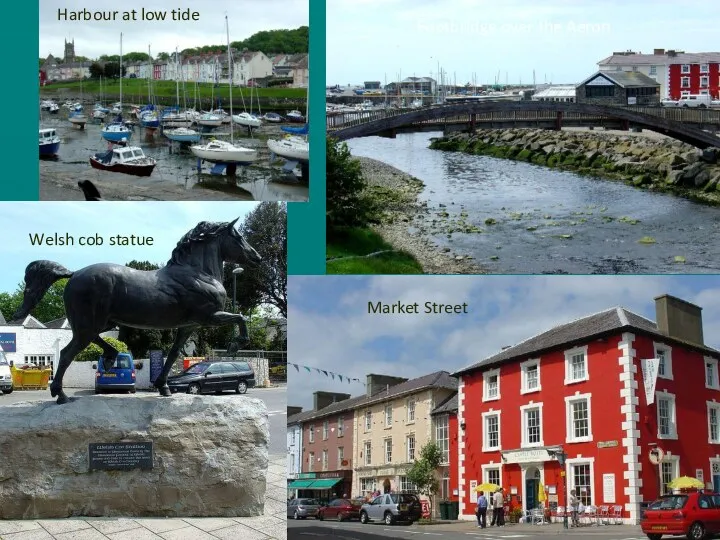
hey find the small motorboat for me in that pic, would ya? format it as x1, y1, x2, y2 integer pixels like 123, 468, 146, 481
39, 128, 61, 157
232, 112, 262, 128
140, 111, 160, 129
89, 146, 156, 176
263, 112, 284, 123
68, 111, 88, 127
93, 109, 107, 121
49, 103, 59, 114
190, 139, 258, 164
101, 122, 133, 142
267, 135, 308, 163
286, 110, 305, 123
195, 112, 223, 128
164, 127, 202, 143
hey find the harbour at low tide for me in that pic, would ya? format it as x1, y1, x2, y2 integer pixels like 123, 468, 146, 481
39, 108, 308, 202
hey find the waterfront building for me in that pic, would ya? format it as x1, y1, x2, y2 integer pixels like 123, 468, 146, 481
598, 49, 720, 100
576, 71, 660, 106
453, 294, 720, 525
531, 85, 576, 102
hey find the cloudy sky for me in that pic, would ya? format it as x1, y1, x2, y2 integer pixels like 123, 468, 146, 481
40, 0, 308, 59
327, 0, 717, 86
288, 275, 720, 410
0, 202, 258, 293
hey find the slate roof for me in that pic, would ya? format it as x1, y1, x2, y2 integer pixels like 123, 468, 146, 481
579, 71, 660, 88
431, 392, 458, 415
453, 306, 720, 377
287, 370, 458, 425
44, 317, 69, 329
533, 86, 576, 99
599, 52, 720, 66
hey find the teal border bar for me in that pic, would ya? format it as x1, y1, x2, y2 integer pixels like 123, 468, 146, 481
8, 1, 39, 200
287, 0, 325, 275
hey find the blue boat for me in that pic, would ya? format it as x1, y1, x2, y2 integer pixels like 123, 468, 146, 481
101, 120, 133, 142
281, 124, 308, 135
140, 111, 160, 129
39, 128, 61, 156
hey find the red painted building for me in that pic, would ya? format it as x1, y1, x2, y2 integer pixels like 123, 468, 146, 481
39, 70, 47, 86
453, 295, 720, 524
669, 60, 720, 100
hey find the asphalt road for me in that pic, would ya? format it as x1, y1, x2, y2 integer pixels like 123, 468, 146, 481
287, 519, 657, 540
0, 385, 287, 455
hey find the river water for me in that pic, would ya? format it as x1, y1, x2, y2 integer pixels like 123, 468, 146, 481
40, 110, 308, 202
347, 132, 720, 274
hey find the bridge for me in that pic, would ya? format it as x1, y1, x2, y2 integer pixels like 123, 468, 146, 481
327, 102, 720, 148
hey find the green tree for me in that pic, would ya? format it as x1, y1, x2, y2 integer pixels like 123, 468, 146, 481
74, 337, 129, 362
407, 442, 443, 520
235, 202, 287, 317
326, 137, 377, 228
89, 62, 104, 79
0, 280, 67, 323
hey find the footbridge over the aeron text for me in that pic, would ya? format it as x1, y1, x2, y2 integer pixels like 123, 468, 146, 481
326, 101, 720, 149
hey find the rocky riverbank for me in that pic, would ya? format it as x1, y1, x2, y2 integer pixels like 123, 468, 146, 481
358, 157, 485, 274
430, 128, 720, 205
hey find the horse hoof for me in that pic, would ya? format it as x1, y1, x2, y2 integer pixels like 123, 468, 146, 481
50, 386, 59, 398
158, 386, 172, 397
56, 393, 69, 405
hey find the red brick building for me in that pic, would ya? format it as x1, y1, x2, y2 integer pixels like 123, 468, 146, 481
668, 59, 720, 100
453, 294, 720, 524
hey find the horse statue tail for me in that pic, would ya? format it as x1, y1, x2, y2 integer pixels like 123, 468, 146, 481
12, 260, 74, 320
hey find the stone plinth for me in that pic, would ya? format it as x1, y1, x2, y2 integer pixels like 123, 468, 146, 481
0, 395, 268, 518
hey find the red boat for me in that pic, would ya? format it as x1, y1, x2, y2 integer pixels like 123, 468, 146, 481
89, 146, 156, 177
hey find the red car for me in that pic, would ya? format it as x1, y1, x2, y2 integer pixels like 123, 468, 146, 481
641, 491, 720, 540
317, 498, 362, 521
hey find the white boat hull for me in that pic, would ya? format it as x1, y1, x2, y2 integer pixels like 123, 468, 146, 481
267, 137, 309, 163
190, 140, 258, 164
232, 113, 262, 128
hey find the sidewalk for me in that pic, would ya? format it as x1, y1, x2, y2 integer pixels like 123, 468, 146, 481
0, 455, 287, 540
414, 519, 644, 535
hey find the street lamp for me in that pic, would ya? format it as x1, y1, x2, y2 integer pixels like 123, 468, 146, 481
548, 448, 569, 529
231, 266, 244, 313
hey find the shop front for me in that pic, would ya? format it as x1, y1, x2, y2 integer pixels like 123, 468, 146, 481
288, 470, 353, 505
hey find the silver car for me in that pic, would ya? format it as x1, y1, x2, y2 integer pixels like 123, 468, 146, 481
287, 498, 321, 520
359, 493, 423, 525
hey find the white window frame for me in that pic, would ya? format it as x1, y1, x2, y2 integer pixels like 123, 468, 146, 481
322, 420, 329, 441
520, 358, 541, 394
337, 416, 344, 437
706, 357, 720, 390
406, 434, 416, 462
708, 401, 720, 444
482, 463, 502, 486
681, 90, 690, 97
701, 64, 709, 73
407, 398, 416, 423
338, 446, 345, 468
520, 402, 544, 448
384, 438, 393, 464
483, 368, 501, 402
681, 64, 691, 74
649, 65, 657, 75
385, 404, 393, 427
322, 449, 328, 471
659, 455, 680, 494
364, 441, 372, 466
655, 343, 673, 380
435, 414, 450, 465
565, 393, 593, 443
567, 457, 595, 506
482, 410, 502, 451
364, 410, 372, 432
308, 424, 315, 443
308, 451, 315, 472
701, 76, 710, 88
681, 77, 691, 88
656, 390, 678, 440
564, 346, 589, 385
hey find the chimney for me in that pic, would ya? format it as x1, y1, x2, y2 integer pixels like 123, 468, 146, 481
654, 48, 665, 55
313, 391, 351, 411
366, 374, 409, 398
654, 294, 704, 345
287, 406, 303, 417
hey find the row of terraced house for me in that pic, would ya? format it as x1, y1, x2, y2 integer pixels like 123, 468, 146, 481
40, 51, 309, 88
288, 294, 720, 523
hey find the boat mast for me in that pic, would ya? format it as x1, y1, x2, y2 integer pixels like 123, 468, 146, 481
148, 45, 152, 104
175, 47, 180, 109
119, 33, 123, 110
226, 14, 234, 145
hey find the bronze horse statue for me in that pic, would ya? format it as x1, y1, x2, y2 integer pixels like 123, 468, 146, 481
13, 219, 261, 404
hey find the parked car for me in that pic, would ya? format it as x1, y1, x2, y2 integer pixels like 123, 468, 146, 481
359, 493, 423, 525
0, 345, 13, 394
660, 98, 678, 107
640, 491, 720, 540
94, 353, 136, 394
287, 498, 321, 520
711, 99, 720, 108
318, 498, 362, 521
167, 361, 255, 395
678, 94, 712, 108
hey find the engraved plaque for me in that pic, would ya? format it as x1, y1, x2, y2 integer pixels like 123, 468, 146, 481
89, 442, 153, 471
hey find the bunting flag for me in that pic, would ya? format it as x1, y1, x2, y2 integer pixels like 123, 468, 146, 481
288, 363, 366, 386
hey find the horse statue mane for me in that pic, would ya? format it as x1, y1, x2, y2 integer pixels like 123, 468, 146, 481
168, 220, 235, 266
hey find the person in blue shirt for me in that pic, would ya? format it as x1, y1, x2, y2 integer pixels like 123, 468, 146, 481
476, 490, 488, 528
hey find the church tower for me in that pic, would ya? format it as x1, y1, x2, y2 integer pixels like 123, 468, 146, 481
64, 38, 75, 63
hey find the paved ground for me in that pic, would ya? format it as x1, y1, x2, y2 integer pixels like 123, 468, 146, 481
287, 519, 658, 540
0, 386, 288, 539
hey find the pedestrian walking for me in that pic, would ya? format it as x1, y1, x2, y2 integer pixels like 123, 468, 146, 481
493, 488, 505, 526
569, 489, 580, 527
476, 491, 488, 528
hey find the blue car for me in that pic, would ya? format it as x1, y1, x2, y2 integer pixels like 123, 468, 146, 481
95, 353, 136, 394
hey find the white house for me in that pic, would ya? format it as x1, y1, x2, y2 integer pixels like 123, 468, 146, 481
287, 409, 305, 492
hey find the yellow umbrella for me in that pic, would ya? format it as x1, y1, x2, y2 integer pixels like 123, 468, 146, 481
538, 483, 546, 503
475, 483, 500, 493
667, 476, 704, 490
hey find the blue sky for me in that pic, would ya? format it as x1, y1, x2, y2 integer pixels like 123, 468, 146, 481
0, 202, 258, 293
288, 275, 720, 410
327, 0, 717, 86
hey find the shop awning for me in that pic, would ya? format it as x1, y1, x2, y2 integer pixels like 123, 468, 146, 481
288, 479, 315, 488
307, 478, 343, 489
